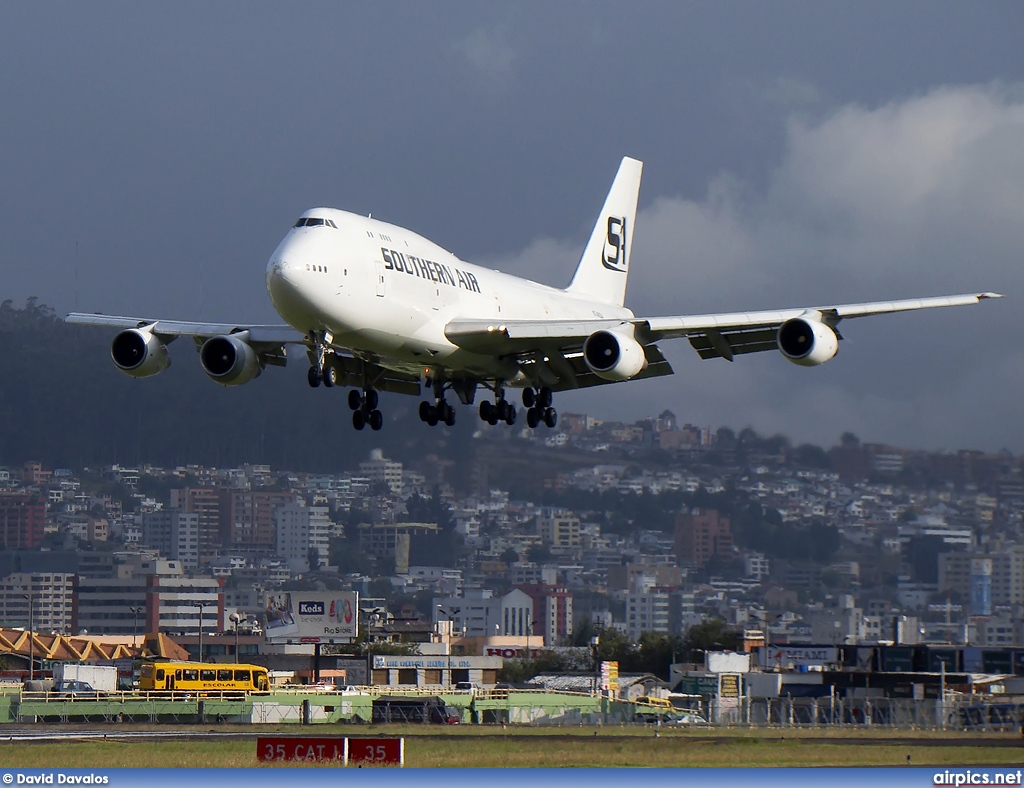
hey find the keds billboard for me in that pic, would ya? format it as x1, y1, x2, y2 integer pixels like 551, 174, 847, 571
265, 591, 359, 643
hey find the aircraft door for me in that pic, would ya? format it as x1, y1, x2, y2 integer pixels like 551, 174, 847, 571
374, 261, 386, 297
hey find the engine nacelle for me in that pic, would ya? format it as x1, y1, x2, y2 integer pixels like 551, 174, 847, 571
582, 329, 648, 381
200, 334, 261, 385
110, 328, 170, 378
777, 316, 839, 366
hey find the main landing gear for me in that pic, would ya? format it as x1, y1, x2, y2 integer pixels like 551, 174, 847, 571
521, 386, 556, 429
476, 386, 556, 429
419, 398, 456, 427
348, 388, 383, 431
479, 397, 517, 426
419, 376, 459, 428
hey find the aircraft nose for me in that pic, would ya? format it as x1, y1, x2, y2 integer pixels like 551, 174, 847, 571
266, 258, 297, 296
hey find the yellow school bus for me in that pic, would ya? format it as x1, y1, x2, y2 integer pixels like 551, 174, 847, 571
139, 661, 270, 693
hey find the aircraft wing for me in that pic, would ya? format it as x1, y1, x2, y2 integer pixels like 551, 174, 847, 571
445, 291, 1002, 372
65, 313, 307, 346
641, 291, 1002, 360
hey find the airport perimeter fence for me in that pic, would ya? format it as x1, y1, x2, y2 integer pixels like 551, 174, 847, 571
657, 695, 1024, 733
4, 687, 1024, 732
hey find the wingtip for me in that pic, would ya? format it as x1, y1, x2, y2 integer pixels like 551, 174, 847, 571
978, 292, 1004, 300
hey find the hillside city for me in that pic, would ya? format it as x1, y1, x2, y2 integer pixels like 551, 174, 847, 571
2, 406, 1021, 666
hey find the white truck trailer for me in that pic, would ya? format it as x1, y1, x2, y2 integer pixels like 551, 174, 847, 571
52, 664, 119, 693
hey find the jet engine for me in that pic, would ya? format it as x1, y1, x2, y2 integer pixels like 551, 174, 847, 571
583, 329, 648, 381
200, 334, 261, 385
110, 328, 170, 378
777, 316, 839, 366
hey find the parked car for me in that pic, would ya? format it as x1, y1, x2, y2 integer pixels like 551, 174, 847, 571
664, 711, 710, 726
337, 685, 370, 695
454, 681, 476, 692
52, 680, 105, 699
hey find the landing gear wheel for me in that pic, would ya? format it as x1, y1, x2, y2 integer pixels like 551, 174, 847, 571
352, 410, 366, 430
443, 404, 457, 427
307, 367, 322, 388
522, 388, 535, 408
543, 406, 557, 428
323, 365, 337, 388
539, 387, 553, 408
426, 406, 439, 427
527, 408, 540, 429
496, 400, 510, 422
504, 404, 517, 426
369, 410, 383, 431
348, 390, 362, 411
364, 389, 379, 411
419, 401, 432, 422
479, 400, 494, 422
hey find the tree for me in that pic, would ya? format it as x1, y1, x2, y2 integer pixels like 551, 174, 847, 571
682, 617, 740, 655
328, 536, 374, 574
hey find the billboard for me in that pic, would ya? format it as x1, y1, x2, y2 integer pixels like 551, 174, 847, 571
265, 591, 358, 643
762, 646, 838, 669
600, 661, 618, 693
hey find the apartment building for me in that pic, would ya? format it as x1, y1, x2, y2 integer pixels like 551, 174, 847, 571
0, 572, 75, 634
0, 493, 46, 549
275, 500, 331, 573
141, 510, 200, 570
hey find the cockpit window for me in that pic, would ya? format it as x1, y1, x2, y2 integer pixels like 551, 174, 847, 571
293, 217, 337, 229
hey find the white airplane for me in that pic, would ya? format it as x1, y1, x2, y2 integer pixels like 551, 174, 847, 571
67, 157, 1001, 432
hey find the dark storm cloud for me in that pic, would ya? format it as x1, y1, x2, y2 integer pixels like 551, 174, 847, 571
0, 2, 1021, 450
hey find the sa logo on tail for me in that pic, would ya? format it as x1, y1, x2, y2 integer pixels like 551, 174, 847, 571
602, 216, 627, 272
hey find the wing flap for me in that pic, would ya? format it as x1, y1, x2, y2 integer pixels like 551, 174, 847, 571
445, 318, 630, 354
688, 327, 779, 361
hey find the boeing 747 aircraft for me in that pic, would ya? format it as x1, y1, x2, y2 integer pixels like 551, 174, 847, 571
67, 157, 1001, 432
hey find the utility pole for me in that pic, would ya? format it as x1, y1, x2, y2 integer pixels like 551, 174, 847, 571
23, 590, 35, 683
194, 601, 206, 663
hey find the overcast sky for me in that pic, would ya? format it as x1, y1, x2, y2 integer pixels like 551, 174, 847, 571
1, 2, 1021, 452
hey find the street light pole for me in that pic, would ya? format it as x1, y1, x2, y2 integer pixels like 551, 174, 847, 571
194, 601, 205, 663
28, 592, 33, 682
130, 606, 143, 655
437, 605, 460, 687
229, 613, 241, 659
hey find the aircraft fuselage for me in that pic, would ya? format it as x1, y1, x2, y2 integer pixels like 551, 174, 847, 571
265, 208, 634, 380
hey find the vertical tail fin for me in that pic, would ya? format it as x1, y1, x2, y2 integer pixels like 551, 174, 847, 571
565, 156, 643, 307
